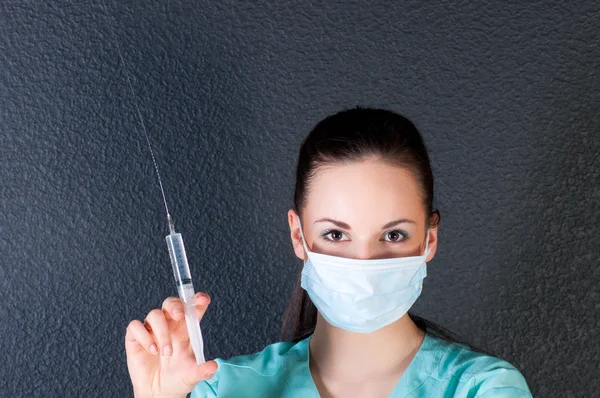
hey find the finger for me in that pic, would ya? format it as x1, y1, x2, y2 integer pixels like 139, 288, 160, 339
189, 292, 211, 321
169, 293, 211, 349
144, 309, 173, 357
125, 320, 159, 356
182, 360, 219, 389
162, 296, 185, 322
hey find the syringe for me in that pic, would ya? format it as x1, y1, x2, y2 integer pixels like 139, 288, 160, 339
100, 0, 206, 366
165, 214, 206, 365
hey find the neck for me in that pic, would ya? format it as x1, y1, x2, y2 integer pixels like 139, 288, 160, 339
309, 313, 425, 382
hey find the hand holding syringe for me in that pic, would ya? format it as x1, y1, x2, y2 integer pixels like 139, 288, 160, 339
125, 214, 217, 398
125, 290, 218, 398
126, 214, 217, 398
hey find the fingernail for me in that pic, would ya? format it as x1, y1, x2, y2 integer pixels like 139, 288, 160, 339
149, 344, 158, 355
173, 307, 183, 316
163, 345, 173, 357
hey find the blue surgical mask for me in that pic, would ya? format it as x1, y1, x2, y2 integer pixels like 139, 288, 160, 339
298, 218, 430, 333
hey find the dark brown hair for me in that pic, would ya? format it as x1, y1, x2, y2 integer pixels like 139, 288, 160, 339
281, 107, 486, 352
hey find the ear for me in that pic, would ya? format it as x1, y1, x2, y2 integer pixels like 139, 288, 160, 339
425, 224, 439, 263
288, 209, 306, 261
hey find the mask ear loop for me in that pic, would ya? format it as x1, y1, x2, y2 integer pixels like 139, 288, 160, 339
423, 229, 431, 258
297, 217, 311, 256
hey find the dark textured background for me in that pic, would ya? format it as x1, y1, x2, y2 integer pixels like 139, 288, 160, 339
1, 0, 598, 397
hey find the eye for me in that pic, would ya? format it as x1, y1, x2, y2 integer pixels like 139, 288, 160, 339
321, 229, 348, 242
383, 230, 408, 243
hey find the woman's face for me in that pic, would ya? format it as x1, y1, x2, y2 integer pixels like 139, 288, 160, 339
288, 158, 438, 261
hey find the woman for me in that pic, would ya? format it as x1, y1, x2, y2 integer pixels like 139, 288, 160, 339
126, 108, 532, 397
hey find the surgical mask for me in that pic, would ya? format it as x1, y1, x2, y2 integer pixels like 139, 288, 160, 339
298, 218, 430, 333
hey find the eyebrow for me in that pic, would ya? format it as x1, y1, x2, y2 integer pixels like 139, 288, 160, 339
314, 218, 416, 230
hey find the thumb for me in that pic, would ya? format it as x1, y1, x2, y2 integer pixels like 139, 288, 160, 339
182, 360, 219, 389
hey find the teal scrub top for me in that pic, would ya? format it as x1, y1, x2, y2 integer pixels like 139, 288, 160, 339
191, 332, 532, 397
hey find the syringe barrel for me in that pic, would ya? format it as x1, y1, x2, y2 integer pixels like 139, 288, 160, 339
165, 232, 195, 301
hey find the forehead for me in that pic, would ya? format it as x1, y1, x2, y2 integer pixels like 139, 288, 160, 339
305, 160, 425, 224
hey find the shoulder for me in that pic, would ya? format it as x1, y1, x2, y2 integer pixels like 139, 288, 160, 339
191, 339, 305, 398
424, 334, 532, 397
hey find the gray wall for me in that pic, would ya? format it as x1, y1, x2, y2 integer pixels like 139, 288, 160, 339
1, 1, 598, 397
